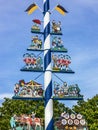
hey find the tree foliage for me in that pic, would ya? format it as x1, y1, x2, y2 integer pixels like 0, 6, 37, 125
1, 95, 98, 130
72, 94, 98, 130
0, 98, 69, 130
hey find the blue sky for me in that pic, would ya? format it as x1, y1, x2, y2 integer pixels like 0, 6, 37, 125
0, 0, 98, 108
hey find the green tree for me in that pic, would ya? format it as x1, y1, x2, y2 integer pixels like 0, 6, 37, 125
0, 98, 69, 130
72, 94, 98, 130
0, 98, 44, 130
53, 101, 72, 120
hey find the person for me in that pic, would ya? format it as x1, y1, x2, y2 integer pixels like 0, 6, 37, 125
31, 112, 36, 119
52, 37, 57, 48
10, 114, 16, 130
14, 83, 20, 96
31, 112, 36, 129
57, 37, 63, 48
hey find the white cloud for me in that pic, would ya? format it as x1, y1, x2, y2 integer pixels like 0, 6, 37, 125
0, 93, 13, 100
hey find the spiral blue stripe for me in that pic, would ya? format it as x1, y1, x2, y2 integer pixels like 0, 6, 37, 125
44, 0, 49, 12
44, 50, 51, 70
45, 81, 52, 106
44, 22, 50, 39
46, 118, 54, 130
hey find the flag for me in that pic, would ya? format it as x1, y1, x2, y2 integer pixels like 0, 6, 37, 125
55, 4, 68, 15
25, 3, 38, 15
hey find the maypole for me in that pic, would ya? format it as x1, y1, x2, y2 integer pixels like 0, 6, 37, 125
12, 0, 86, 129
43, 0, 53, 129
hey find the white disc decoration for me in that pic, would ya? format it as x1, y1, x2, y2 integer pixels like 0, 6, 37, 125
70, 113, 75, 119
74, 119, 79, 125
64, 113, 69, 119
61, 119, 67, 125
68, 119, 73, 125
80, 119, 86, 126
61, 112, 66, 118
77, 114, 82, 119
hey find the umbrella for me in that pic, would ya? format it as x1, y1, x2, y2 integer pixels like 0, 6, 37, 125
32, 19, 41, 24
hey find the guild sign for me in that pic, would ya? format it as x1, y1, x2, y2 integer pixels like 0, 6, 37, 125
51, 36, 67, 52
28, 35, 42, 50
21, 53, 43, 71
31, 19, 41, 32
52, 20, 62, 34
54, 112, 88, 130
10, 112, 44, 130
53, 81, 83, 99
52, 54, 73, 72
14, 80, 43, 98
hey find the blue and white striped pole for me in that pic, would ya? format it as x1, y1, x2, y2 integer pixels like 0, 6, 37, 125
43, 0, 53, 130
